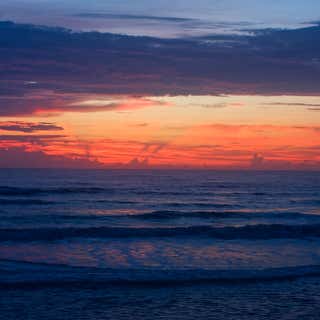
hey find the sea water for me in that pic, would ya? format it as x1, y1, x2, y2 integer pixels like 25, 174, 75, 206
0, 169, 320, 319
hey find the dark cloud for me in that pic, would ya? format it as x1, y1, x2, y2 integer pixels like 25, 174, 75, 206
0, 147, 103, 169
0, 93, 166, 116
126, 157, 150, 169
74, 13, 193, 23
264, 102, 320, 107
140, 142, 168, 155
0, 134, 65, 143
0, 121, 63, 132
194, 103, 228, 109
129, 123, 149, 127
72, 13, 256, 37
1, 21, 320, 117
250, 153, 264, 168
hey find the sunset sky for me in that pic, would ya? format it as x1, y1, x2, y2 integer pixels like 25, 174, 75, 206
0, 0, 320, 169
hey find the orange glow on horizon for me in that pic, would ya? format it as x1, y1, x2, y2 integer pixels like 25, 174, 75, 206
0, 94, 319, 169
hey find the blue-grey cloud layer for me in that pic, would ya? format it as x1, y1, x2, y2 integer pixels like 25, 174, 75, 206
1, 21, 320, 116
3, 1, 320, 38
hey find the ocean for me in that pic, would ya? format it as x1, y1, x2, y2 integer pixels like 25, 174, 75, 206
1, 169, 320, 319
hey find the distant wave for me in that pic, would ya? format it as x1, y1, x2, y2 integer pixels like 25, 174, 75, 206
0, 199, 56, 205
158, 202, 236, 208
2, 259, 320, 287
198, 183, 238, 189
291, 199, 320, 205
132, 190, 215, 196
131, 210, 312, 220
0, 186, 209, 197
95, 201, 236, 208
1, 223, 320, 241
1, 185, 317, 200
0, 186, 111, 196
1, 210, 313, 223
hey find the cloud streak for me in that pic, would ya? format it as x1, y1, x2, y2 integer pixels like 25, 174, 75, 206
0, 147, 103, 169
264, 102, 320, 107
0, 121, 63, 132
0, 90, 168, 116
0, 134, 66, 143
73, 13, 193, 23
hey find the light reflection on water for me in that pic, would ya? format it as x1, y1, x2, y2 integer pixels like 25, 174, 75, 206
0, 170, 320, 277
1, 238, 320, 270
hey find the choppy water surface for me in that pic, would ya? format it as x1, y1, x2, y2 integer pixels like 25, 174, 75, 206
0, 169, 320, 319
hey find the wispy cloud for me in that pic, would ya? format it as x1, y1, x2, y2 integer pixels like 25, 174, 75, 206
0, 121, 63, 133
73, 13, 193, 23
0, 90, 168, 116
264, 102, 320, 107
0, 147, 103, 169
0, 134, 65, 143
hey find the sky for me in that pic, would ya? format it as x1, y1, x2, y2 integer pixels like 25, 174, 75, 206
0, 1, 319, 169
2, 0, 320, 37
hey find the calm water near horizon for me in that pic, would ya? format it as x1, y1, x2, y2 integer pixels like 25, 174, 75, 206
1, 169, 320, 319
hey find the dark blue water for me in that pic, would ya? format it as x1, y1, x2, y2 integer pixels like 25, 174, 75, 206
0, 169, 320, 319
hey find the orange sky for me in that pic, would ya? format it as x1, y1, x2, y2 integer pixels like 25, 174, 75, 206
1, 94, 319, 169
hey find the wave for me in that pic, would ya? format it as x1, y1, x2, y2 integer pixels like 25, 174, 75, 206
0, 186, 111, 196
95, 200, 138, 205
0, 199, 56, 205
1, 210, 313, 223
198, 183, 237, 189
132, 190, 215, 197
131, 210, 312, 220
1, 223, 320, 241
291, 199, 320, 205
3, 185, 315, 200
0, 186, 211, 197
1, 259, 320, 287
158, 203, 236, 208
